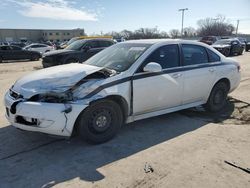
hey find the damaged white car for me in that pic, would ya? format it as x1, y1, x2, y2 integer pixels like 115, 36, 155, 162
4, 39, 241, 143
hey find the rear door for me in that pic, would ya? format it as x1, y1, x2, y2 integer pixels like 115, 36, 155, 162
181, 44, 219, 104
133, 44, 183, 114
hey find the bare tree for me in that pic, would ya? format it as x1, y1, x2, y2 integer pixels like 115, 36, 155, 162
169, 29, 181, 38
183, 27, 196, 37
105, 27, 169, 40
197, 15, 235, 36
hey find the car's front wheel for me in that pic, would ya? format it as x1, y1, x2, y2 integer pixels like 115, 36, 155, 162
224, 48, 230, 57
204, 82, 229, 112
238, 48, 244, 55
77, 99, 123, 144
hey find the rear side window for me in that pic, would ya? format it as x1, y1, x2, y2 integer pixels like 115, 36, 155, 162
89, 41, 101, 48
144, 44, 179, 69
182, 44, 208, 66
11, 46, 21, 50
207, 49, 220, 62
99, 41, 114, 47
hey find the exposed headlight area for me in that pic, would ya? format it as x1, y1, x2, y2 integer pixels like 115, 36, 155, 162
28, 92, 73, 103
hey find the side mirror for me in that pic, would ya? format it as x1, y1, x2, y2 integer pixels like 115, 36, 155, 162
143, 62, 162, 73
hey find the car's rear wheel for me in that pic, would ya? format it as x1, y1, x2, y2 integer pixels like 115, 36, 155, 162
77, 99, 123, 144
0, 56, 2, 63
31, 54, 40, 61
204, 82, 229, 112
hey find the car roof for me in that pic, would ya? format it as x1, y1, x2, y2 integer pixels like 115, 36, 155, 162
123, 39, 204, 45
217, 38, 238, 41
29, 43, 47, 45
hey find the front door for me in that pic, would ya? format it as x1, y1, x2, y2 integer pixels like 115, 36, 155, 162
133, 44, 183, 115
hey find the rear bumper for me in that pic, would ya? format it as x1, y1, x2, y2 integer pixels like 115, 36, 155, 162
4, 92, 86, 137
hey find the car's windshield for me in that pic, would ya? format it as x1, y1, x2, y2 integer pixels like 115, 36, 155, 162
66, 40, 86, 50
67, 38, 78, 45
214, 40, 231, 45
85, 43, 152, 72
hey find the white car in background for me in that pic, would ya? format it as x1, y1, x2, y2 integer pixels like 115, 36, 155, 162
4, 39, 241, 144
24, 43, 55, 54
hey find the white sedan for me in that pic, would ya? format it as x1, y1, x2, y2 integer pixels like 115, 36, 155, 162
24, 43, 55, 54
4, 39, 241, 144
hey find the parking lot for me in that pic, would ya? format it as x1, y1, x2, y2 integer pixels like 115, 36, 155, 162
0, 52, 250, 187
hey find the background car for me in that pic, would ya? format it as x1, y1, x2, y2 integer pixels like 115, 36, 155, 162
199, 36, 219, 45
23, 43, 55, 54
9, 42, 26, 48
0, 45, 41, 62
59, 36, 113, 49
212, 38, 244, 56
42, 38, 115, 68
246, 41, 250, 51
0, 42, 10, 46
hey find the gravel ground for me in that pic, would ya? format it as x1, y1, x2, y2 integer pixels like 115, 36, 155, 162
0, 53, 250, 188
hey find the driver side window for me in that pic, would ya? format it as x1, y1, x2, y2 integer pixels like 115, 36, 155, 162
139, 44, 180, 72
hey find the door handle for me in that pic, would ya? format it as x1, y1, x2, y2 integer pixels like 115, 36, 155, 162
209, 68, 215, 72
172, 73, 182, 78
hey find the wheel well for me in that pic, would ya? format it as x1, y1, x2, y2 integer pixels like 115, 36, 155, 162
97, 95, 129, 121
215, 78, 230, 91
72, 95, 129, 137
66, 58, 79, 64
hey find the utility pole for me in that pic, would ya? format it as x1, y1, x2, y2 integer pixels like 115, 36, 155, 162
235, 20, 239, 36
178, 8, 188, 37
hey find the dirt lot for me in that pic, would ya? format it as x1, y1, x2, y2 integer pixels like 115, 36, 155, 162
0, 54, 250, 188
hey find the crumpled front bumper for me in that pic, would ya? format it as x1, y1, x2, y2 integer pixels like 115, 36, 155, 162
4, 92, 87, 137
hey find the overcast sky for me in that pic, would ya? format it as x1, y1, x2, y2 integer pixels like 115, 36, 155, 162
1, 0, 250, 34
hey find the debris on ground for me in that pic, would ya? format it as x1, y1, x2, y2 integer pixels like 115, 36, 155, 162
144, 163, 154, 173
224, 160, 250, 174
181, 97, 250, 125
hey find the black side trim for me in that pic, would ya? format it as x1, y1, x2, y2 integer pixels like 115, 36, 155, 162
82, 63, 227, 99
82, 76, 132, 99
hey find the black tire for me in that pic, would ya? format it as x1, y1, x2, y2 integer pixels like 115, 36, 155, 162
31, 54, 40, 61
224, 48, 230, 57
0, 56, 2, 63
42, 62, 51, 68
238, 49, 244, 55
77, 99, 123, 144
204, 82, 229, 112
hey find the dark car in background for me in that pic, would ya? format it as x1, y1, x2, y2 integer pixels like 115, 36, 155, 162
199, 36, 219, 45
42, 38, 115, 68
246, 41, 250, 51
9, 42, 26, 48
0, 45, 41, 63
212, 38, 244, 56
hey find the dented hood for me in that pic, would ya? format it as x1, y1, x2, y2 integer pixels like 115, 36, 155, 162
12, 63, 103, 98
